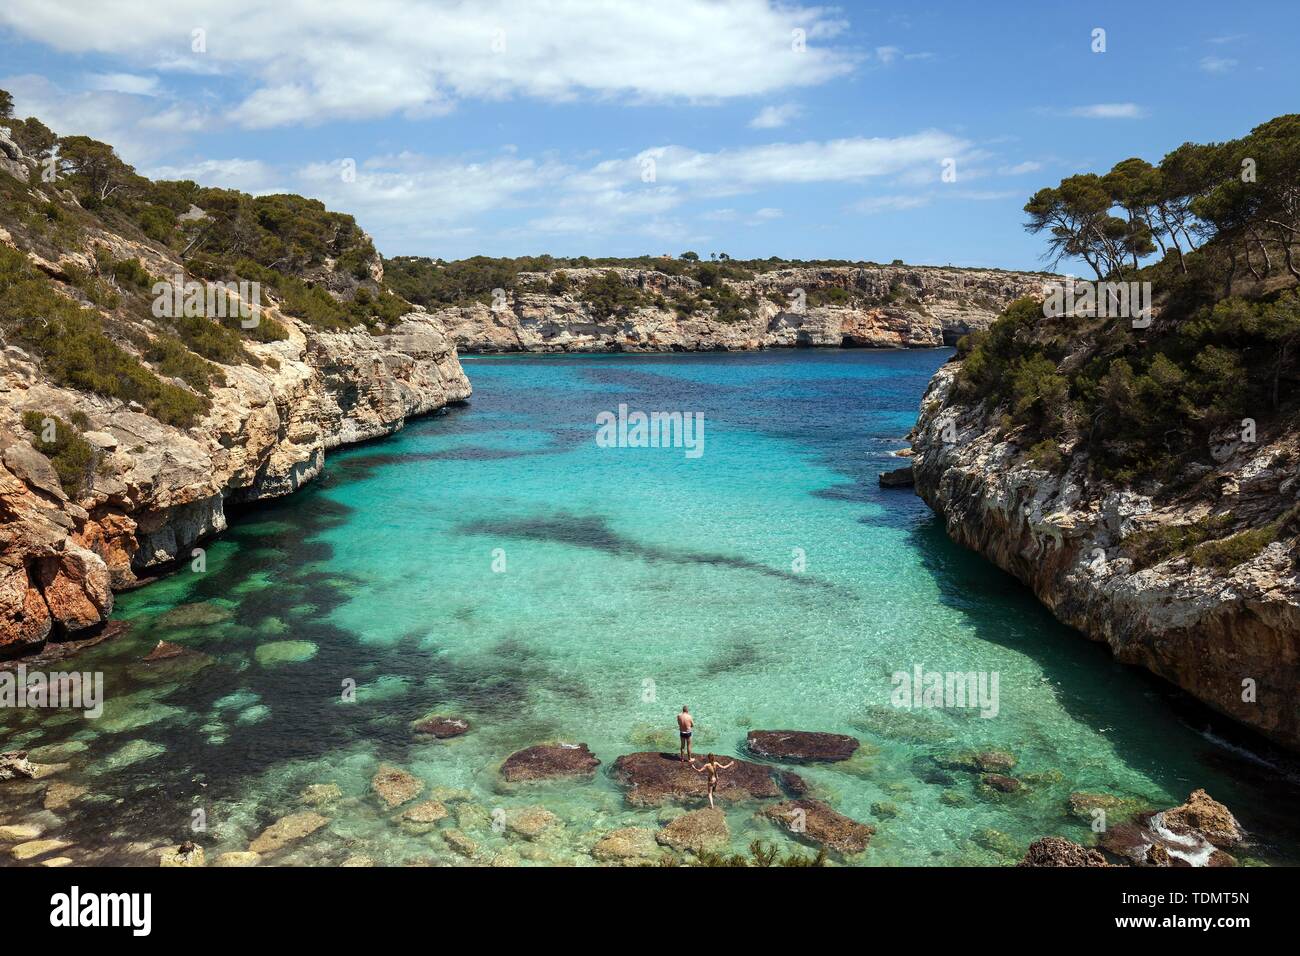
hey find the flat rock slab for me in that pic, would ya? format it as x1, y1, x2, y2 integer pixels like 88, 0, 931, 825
592, 827, 660, 863
248, 812, 329, 855
656, 808, 729, 853
611, 751, 780, 807
747, 730, 860, 764
761, 798, 874, 855
412, 714, 471, 738
500, 743, 600, 783
372, 764, 424, 808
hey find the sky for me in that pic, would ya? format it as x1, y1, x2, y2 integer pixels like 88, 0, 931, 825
0, 0, 1295, 271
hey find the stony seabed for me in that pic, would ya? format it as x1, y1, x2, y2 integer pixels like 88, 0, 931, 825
2, 350, 1298, 866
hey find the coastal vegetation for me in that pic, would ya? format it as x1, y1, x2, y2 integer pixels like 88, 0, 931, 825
952, 113, 1300, 574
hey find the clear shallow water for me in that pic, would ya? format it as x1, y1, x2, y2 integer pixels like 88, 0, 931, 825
5, 349, 1299, 866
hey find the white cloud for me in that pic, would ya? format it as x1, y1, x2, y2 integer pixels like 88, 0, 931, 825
1199, 55, 1238, 74
0, 73, 191, 163
873, 46, 932, 65
1067, 103, 1147, 120
0, 0, 856, 128
84, 72, 161, 96
749, 104, 802, 129
852, 194, 930, 215
146, 129, 971, 251
146, 158, 283, 193
999, 160, 1042, 175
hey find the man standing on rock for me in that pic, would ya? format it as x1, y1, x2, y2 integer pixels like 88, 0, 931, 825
677, 706, 694, 763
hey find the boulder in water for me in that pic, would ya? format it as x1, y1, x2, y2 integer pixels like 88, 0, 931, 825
500, 742, 600, 783
592, 827, 660, 863
611, 751, 780, 806
1162, 789, 1244, 849
656, 808, 729, 853
371, 764, 424, 808
412, 714, 471, 738
761, 798, 874, 855
1018, 836, 1110, 867
746, 730, 860, 763
248, 811, 329, 855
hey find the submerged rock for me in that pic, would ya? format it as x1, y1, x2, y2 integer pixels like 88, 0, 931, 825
656, 808, 729, 853
215, 851, 261, 867
592, 827, 660, 863
979, 774, 1023, 795
746, 730, 860, 764
371, 764, 424, 808
1019, 837, 1110, 867
11, 838, 71, 861
611, 751, 780, 807
936, 749, 1017, 774
92, 739, 165, 774
157, 602, 232, 628
397, 800, 448, 833
43, 782, 88, 811
248, 811, 329, 855
504, 806, 558, 840
500, 742, 600, 783
412, 714, 471, 738
1067, 791, 1147, 825
0, 823, 44, 841
254, 640, 318, 667
135, 640, 214, 683
761, 799, 874, 855
441, 829, 477, 858
299, 783, 342, 807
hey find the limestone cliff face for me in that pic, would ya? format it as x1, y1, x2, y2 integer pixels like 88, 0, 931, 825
0, 139, 470, 656
0, 311, 470, 657
436, 265, 1048, 352
911, 361, 1300, 750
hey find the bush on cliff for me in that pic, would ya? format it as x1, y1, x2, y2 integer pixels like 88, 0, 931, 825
20, 410, 97, 497
0, 245, 208, 426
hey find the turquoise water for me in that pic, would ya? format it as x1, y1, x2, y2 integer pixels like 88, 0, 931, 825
4, 349, 1298, 866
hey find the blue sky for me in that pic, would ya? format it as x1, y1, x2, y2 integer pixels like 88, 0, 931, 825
1, 0, 1295, 270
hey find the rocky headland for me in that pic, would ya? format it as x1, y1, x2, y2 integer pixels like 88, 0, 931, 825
911, 356, 1300, 751
417, 264, 1049, 353
0, 128, 470, 658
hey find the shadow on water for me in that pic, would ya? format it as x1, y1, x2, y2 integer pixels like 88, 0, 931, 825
904, 512, 1300, 860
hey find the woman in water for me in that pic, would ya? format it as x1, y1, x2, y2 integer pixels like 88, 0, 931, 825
690, 753, 735, 808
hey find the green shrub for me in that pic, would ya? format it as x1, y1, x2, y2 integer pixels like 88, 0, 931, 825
0, 245, 207, 426
20, 410, 97, 497
1026, 439, 1064, 471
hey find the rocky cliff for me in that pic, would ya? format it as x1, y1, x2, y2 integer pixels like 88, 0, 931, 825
911, 360, 1300, 750
0, 134, 470, 658
433, 265, 1047, 352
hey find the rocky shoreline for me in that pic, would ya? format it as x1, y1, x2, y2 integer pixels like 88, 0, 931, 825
431, 265, 1048, 353
1, 723, 1250, 867
910, 361, 1300, 751
1, 286, 470, 659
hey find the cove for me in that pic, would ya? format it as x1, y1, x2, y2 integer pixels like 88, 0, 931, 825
3, 349, 1297, 866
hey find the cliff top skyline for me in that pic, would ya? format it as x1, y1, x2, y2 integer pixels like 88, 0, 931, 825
1, 0, 1295, 268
